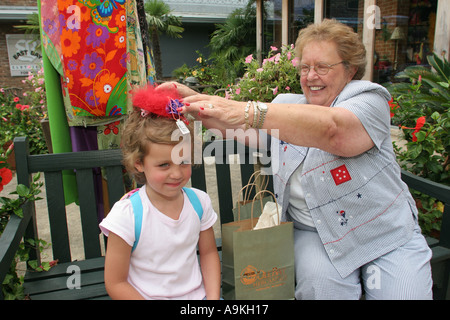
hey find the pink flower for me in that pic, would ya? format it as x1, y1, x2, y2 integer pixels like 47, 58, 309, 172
256, 68, 264, 72
270, 46, 278, 52
272, 86, 278, 95
15, 104, 30, 111
287, 51, 292, 60
235, 88, 241, 95
13, 97, 20, 102
285, 86, 291, 91
245, 54, 253, 63
291, 57, 300, 67
274, 53, 281, 63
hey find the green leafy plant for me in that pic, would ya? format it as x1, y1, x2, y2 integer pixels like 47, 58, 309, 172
1, 67, 48, 155
227, 44, 302, 102
173, 51, 224, 93
386, 53, 449, 237
208, 4, 257, 84
144, 0, 184, 80
1, 152, 54, 300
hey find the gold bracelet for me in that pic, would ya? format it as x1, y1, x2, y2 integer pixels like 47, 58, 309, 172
244, 101, 251, 130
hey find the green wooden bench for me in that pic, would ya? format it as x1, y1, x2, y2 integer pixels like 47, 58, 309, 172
1, 136, 449, 299
400, 170, 450, 300
0, 136, 265, 300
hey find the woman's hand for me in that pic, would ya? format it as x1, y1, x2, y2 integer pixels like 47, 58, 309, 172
181, 94, 247, 134
156, 81, 199, 98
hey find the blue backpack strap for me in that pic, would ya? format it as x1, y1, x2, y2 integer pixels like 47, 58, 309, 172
183, 187, 203, 220
130, 188, 203, 252
129, 191, 143, 253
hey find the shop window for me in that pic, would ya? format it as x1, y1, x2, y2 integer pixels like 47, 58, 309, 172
288, 0, 315, 45
373, 0, 437, 84
262, 0, 314, 54
324, 0, 364, 33
262, 0, 282, 53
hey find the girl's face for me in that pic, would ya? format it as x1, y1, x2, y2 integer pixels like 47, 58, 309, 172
300, 40, 356, 107
135, 143, 191, 202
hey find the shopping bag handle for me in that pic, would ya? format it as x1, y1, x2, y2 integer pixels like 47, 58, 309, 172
246, 170, 269, 196
236, 183, 262, 221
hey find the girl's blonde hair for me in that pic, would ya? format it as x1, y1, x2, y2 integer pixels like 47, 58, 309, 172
295, 19, 367, 80
121, 109, 195, 185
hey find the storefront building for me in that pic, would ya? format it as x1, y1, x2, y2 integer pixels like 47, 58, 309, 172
1, 1, 448, 86
257, 0, 449, 83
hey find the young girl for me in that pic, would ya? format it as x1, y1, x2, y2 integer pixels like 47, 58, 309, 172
99, 85, 221, 300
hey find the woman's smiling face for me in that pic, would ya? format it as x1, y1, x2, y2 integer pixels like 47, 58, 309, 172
300, 40, 356, 107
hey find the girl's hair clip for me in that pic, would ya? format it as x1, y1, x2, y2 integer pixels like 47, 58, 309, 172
141, 109, 150, 117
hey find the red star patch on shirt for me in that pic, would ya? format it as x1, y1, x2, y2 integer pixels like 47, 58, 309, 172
330, 165, 352, 186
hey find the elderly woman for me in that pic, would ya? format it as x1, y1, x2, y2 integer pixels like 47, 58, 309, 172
164, 19, 433, 300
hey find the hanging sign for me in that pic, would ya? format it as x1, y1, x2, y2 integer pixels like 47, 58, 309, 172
6, 34, 42, 76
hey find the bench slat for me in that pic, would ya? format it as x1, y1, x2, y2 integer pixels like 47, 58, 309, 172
45, 171, 72, 263
75, 168, 102, 259
27, 149, 123, 172
28, 283, 108, 300
104, 165, 126, 209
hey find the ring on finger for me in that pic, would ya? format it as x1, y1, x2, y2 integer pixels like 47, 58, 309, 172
207, 103, 214, 109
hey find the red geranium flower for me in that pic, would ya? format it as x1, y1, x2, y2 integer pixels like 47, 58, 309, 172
0, 167, 13, 192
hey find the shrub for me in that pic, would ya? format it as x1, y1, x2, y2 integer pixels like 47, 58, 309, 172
386, 53, 449, 237
227, 44, 302, 102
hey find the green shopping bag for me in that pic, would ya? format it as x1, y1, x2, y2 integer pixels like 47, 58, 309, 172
222, 191, 295, 300
232, 171, 271, 221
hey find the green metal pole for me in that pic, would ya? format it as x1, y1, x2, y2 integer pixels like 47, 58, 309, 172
38, 1, 78, 205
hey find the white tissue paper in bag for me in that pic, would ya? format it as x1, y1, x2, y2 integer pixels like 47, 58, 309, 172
253, 201, 282, 230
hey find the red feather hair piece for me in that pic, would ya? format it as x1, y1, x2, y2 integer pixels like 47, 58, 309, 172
132, 85, 182, 118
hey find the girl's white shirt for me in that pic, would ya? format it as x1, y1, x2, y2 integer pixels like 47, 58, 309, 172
99, 186, 217, 300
